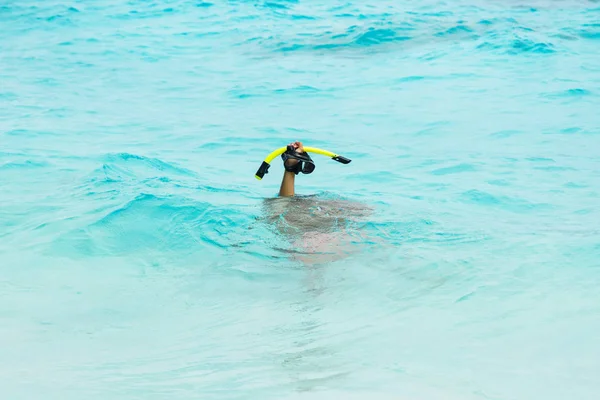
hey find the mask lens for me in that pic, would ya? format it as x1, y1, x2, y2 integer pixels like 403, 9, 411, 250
302, 162, 315, 174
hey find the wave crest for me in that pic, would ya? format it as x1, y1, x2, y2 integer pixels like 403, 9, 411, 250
52, 194, 246, 257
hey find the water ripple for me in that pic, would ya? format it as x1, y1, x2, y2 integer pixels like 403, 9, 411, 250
2, 1, 600, 399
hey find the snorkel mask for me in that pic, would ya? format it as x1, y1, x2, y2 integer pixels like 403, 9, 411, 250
281, 145, 316, 175
255, 145, 351, 180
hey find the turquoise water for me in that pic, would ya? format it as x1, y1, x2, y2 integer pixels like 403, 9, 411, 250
2, 0, 600, 399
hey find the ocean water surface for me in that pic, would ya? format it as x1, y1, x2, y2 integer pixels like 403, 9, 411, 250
1, 0, 600, 399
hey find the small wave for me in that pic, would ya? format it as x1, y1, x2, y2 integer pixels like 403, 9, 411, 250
428, 231, 489, 245
228, 85, 269, 99
407, 11, 454, 17
430, 163, 478, 176
41, 14, 75, 26
0, 92, 17, 101
273, 85, 320, 94
526, 157, 555, 163
490, 130, 524, 139
262, 1, 292, 10
579, 23, 600, 40
276, 25, 413, 53
476, 41, 501, 51
478, 17, 519, 26
553, 31, 579, 41
108, 7, 178, 21
542, 88, 592, 100
229, 84, 333, 99
87, 163, 133, 185
560, 88, 591, 97
419, 50, 448, 61
559, 127, 583, 134
52, 194, 246, 257
564, 182, 588, 189
273, 85, 332, 97
0, 160, 49, 170
565, 88, 592, 96
396, 75, 425, 83
478, 37, 556, 54
509, 38, 555, 54
434, 24, 476, 38
102, 153, 196, 177
78, 154, 199, 199
289, 14, 317, 20
354, 28, 410, 46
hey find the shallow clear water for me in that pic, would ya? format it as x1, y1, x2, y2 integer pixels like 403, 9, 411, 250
2, 1, 600, 399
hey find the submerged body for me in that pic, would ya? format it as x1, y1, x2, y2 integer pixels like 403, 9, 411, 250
262, 194, 373, 264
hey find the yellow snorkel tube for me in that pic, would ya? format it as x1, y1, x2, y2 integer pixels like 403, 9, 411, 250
255, 146, 351, 180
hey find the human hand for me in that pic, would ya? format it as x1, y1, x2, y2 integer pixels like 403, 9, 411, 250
284, 141, 304, 170
288, 141, 305, 154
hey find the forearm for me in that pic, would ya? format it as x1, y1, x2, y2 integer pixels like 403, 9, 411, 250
279, 171, 296, 197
